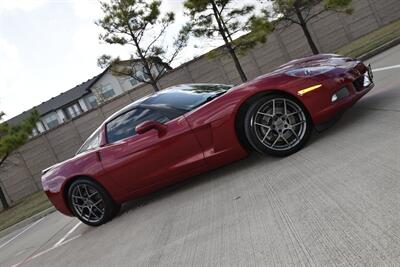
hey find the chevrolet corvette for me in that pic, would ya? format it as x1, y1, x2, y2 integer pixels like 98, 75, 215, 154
42, 54, 374, 226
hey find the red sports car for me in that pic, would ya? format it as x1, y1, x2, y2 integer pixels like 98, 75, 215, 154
42, 54, 374, 226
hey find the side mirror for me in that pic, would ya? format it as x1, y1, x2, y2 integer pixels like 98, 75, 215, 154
135, 121, 167, 137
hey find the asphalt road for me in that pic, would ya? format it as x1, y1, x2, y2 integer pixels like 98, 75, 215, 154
1, 45, 400, 267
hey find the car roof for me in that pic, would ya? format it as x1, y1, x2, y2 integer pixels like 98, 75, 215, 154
104, 83, 231, 124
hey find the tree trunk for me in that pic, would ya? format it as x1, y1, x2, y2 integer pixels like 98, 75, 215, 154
228, 48, 248, 82
0, 154, 10, 209
294, 3, 319, 55
0, 185, 9, 210
210, 0, 247, 82
150, 82, 160, 92
130, 34, 160, 92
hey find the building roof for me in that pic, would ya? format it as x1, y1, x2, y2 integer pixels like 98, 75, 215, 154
5, 56, 171, 126
6, 70, 107, 126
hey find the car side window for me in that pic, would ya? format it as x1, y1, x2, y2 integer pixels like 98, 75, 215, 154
106, 108, 170, 143
76, 130, 101, 154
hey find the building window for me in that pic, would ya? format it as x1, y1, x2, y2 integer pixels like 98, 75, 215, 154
100, 84, 115, 99
43, 113, 60, 129
129, 78, 138, 86
64, 103, 82, 119
141, 67, 150, 80
85, 94, 98, 109
128, 67, 151, 87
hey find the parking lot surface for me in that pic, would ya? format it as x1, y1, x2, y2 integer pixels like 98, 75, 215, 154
1, 45, 400, 267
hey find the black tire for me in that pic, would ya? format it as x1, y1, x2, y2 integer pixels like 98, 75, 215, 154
67, 178, 119, 226
243, 93, 313, 157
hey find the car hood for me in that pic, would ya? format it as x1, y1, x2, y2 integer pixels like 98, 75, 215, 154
280, 54, 357, 69
255, 54, 358, 80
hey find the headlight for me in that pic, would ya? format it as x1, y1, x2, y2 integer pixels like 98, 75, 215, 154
286, 66, 335, 77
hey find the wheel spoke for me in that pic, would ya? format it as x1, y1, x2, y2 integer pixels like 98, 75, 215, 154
271, 135, 280, 148
289, 128, 299, 140
72, 195, 85, 200
291, 120, 306, 127
272, 99, 276, 115
87, 208, 94, 220
74, 203, 83, 210
287, 110, 301, 117
74, 203, 86, 209
254, 122, 271, 129
84, 185, 90, 197
92, 204, 103, 215
93, 199, 103, 206
78, 186, 84, 198
261, 128, 271, 142
283, 99, 287, 115
281, 134, 290, 146
257, 111, 273, 117
88, 191, 99, 199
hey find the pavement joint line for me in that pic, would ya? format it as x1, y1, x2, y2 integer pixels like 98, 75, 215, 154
11, 218, 80, 267
0, 217, 44, 250
54, 221, 82, 247
11, 234, 82, 267
374, 64, 400, 72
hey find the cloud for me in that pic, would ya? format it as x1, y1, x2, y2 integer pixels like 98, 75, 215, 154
0, 37, 22, 88
0, 0, 46, 12
72, 0, 102, 18
0, 36, 24, 118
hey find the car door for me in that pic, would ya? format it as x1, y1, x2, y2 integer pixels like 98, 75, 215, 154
99, 107, 207, 193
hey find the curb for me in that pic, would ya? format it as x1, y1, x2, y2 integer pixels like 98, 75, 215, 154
358, 37, 400, 61
0, 206, 56, 239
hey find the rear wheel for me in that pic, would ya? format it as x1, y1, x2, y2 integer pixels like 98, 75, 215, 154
67, 179, 120, 226
244, 94, 313, 157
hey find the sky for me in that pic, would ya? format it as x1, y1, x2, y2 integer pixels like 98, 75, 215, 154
0, 0, 261, 120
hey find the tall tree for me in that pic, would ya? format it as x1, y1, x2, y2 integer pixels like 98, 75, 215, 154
266, 0, 352, 54
0, 110, 39, 209
184, 0, 272, 82
97, 0, 189, 92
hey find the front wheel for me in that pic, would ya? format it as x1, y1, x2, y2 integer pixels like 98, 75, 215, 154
244, 94, 313, 157
67, 179, 120, 226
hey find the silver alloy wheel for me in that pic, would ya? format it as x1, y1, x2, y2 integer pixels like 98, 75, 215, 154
251, 98, 307, 151
71, 184, 105, 223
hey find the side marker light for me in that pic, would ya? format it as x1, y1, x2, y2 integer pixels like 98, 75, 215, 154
297, 84, 322, 96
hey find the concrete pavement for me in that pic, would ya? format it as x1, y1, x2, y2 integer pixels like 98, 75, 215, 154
1, 45, 400, 267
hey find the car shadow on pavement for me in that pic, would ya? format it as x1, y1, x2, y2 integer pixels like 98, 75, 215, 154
119, 152, 281, 216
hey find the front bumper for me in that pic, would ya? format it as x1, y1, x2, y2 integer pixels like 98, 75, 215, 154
306, 63, 374, 125
45, 190, 74, 216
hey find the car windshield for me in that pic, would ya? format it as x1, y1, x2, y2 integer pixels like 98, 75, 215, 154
141, 84, 232, 111
76, 128, 101, 155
